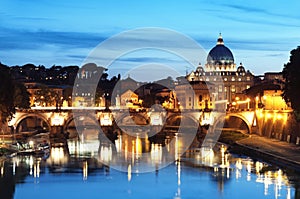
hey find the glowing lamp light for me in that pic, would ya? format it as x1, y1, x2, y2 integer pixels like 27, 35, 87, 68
100, 113, 113, 126
150, 113, 163, 125
29, 140, 34, 148
277, 114, 283, 120
51, 113, 64, 126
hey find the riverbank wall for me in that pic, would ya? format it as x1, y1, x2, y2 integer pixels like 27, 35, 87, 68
255, 110, 300, 145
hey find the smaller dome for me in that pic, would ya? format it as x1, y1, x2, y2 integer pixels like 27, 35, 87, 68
196, 63, 204, 72
237, 63, 245, 73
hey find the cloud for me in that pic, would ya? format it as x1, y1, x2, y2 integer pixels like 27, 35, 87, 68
223, 4, 266, 13
0, 26, 108, 50
218, 14, 300, 29
118, 57, 180, 63
266, 53, 285, 57
222, 3, 300, 19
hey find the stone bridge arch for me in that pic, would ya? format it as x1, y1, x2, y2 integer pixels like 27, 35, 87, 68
214, 113, 252, 134
64, 112, 100, 139
14, 113, 51, 133
165, 112, 199, 127
113, 112, 149, 126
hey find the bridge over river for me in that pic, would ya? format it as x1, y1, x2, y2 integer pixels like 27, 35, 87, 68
7, 106, 261, 137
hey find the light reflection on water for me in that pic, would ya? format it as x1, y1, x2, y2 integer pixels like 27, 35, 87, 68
0, 142, 298, 199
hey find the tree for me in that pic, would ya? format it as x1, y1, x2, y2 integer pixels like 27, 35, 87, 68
0, 65, 15, 125
282, 46, 300, 118
34, 86, 61, 107
13, 82, 30, 109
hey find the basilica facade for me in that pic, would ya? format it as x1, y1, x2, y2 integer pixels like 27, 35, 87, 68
186, 34, 254, 103
175, 34, 255, 110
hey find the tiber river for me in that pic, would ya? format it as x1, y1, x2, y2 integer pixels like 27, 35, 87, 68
0, 134, 299, 199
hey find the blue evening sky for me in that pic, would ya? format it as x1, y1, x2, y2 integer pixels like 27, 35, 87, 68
1, 0, 300, 79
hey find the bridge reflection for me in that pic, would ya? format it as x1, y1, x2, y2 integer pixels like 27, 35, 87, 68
0, 140, 296, 199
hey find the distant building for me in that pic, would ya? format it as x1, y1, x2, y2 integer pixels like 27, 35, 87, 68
73, 63, 106, 106
120, 89, 139, 107
175, 81, 213, 110
245, 72, 289, 111
185, 34, 255, 103
264, 72, 284, 82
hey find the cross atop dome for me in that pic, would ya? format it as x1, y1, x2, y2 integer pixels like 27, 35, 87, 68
217, 33, 224, 45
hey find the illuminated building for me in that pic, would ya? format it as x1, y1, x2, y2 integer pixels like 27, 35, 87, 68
175, 81, 213, 110
185, 34, 255, 103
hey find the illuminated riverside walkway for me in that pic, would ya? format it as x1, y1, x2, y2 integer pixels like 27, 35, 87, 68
235, 134, 300, 170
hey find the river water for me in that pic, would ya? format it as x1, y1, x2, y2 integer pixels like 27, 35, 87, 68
1, 140, 299, 199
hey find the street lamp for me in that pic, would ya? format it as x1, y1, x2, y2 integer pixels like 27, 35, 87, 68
246, 98, 250, 110
255, 96, 259, 109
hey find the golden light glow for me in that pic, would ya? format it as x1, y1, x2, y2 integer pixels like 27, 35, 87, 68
263, 95, 267, 100
128, 164, 132, 182
51, 113, 64, 126
100, 112, 113, 126
150, 112, 164, 125
266, 113, 272, 119
50, 147, 67, 165
83, 160, 88, 180
136, 138, 142, 154
235, 159, 242, 170
151, 143, 162, 164
100, 145, 112, 163
33, 160, 40, 178
276, 114, 283, 120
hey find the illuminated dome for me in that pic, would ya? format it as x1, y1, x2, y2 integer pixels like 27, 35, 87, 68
207, 33, 234, 65
196, 63, 204, 72
237, 63, 246, 73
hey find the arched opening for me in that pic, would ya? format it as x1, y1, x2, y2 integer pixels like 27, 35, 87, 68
165, 114, 181, 126
165, 114, 198, 127
65, 114, 100, 140
16, 115, 50, 134
223, 115, 250, 134
116, 113, 149, 126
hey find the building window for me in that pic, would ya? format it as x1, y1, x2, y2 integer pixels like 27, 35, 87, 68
246, 85, 250, 89
189, 97, 192, 102
231, 77, 235, 81
238, 78, 242, 81
231, 85, 236, 92
247, 76, 251, 81
219, 85, 223, 92
206, 78, 209, 81
199, 95, 203, 102
224, 78, 227, 81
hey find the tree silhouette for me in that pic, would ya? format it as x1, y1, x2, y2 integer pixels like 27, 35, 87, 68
0, 65, 15, 126
282, 46, 300, 119
13, 82, 30, 109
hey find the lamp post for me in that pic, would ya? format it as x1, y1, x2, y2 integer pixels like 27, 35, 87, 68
104, 92, 110, 111
255, 96, 259, 109
246, 98, 250, 110
191, 77, 194, 110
